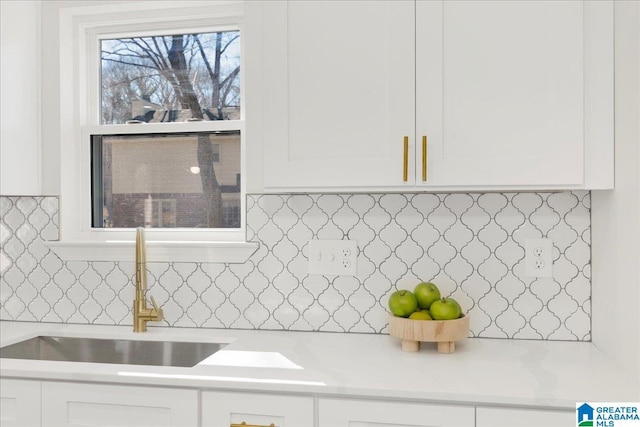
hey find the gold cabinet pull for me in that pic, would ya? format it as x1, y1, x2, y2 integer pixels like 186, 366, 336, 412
230, 423, 275, 427
403, 136, 409, 182
422, 135, 428, 182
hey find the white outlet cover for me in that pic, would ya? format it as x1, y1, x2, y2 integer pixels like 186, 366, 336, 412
308, 239, 357, 276
525, 238, 553, 278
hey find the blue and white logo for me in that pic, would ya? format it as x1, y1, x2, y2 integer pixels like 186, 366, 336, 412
577, 402, 640, 427
578, 403, 595, 426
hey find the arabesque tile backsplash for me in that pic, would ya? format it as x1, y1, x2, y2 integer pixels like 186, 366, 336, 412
0, 191, 591, 340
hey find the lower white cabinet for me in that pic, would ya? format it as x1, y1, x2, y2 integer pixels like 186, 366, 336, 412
202, 391, 314, 427
475, 406, 574, 427
319, 397, 475, 427
0, 378, 41, 427
0, 377, 579, 427
41, 382, 198, 427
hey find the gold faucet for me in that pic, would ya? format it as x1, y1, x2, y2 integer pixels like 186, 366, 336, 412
133, 227, 163, 332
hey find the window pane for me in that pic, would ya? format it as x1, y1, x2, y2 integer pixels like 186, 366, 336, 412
92, 131, 241, 229
100, 31, 240, 124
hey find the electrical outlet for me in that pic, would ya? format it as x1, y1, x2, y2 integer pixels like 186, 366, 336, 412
525, 238, 553, 278
308, 239, 357, 276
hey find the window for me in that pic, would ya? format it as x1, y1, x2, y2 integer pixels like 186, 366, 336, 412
94, 29, 241, 230
51, 2, 257, 262
100, 31, 240, 125
90, 131, 240, 230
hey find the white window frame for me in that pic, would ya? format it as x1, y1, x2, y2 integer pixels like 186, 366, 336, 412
47, 1, 258, 263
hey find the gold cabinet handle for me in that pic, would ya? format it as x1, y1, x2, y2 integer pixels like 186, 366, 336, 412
422, 135, 428, 182
403, 136, 409, 182
231, 423, 275, 427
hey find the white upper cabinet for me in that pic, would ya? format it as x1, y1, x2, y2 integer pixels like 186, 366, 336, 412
247, 0, 613, 192
0, 0, 41, 195
252, 0, 415, 190
418, 0, 589, 188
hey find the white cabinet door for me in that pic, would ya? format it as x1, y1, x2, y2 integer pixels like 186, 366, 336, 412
41, 382, 198, 427
416, 0, 613, 189
0, 0, 41, 195
256, 0, 415, 190
201, 391, 314, 427
0, 378, 41, 427
476, 406, 574, 427
319, 397, 474, 427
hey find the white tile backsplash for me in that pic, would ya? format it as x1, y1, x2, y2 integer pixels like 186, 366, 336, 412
0, 191, 591, 340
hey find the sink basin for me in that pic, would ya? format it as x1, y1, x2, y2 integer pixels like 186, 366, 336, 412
0, 336, 225, 367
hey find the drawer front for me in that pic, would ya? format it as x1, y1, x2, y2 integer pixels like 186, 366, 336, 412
202, 391, 314, 427
0, 379, 42, 427
41, 382, 198, 427
476, 406, 574, 427
319, 397, 475, 427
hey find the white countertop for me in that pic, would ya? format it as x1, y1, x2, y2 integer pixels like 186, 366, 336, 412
1, 321, 638, 409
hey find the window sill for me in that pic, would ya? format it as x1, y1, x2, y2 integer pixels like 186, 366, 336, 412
46, 240, 259, 263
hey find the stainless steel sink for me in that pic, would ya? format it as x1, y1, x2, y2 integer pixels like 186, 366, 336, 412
0, 336, 225, 367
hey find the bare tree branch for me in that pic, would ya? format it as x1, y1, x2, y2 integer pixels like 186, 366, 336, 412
220, 34, 240, 55
102, 57, 158, 71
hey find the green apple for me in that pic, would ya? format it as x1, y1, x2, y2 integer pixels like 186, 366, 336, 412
388, 290, 418, 318
414, 282, 441, 310
408, 310, 432, 320
429, 297, 462, 320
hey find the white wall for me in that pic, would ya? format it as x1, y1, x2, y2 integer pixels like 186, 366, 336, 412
592, 1, 640, 386
40, 1, 62, 196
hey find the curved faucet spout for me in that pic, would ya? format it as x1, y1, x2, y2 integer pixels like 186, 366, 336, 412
133, 227, 163, 332
135, 227, 147, 294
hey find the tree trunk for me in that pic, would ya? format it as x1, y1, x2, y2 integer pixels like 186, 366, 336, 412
213, 33, 222, 119
168, 35, 223, 228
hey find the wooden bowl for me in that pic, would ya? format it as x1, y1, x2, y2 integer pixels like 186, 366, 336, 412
388, 314, 469, 353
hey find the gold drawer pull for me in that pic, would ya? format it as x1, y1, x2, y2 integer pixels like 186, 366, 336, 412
231, 423, 276, 427
422, 135, 428, 182
403, 136, 409, 182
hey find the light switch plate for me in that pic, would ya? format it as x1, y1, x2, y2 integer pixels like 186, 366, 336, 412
308, 239, 357, 276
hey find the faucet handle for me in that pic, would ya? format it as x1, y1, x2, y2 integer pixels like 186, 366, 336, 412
149, 295, 163, 322
150, 295, 160, 312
